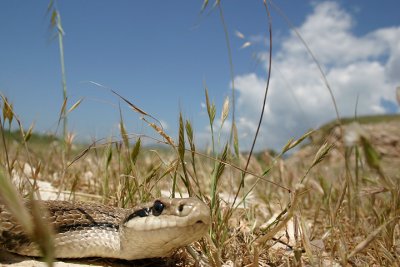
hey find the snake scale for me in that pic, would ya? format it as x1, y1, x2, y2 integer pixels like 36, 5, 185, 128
0, 198, 210, 260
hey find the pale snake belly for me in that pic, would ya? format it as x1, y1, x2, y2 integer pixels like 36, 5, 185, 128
0, 198, 210, 260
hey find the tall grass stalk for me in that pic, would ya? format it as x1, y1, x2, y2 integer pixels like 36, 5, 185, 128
178, 112, 193, 196
231, 0, 273, 210
204, 87, 216, 156
48, 1, 68, 155
216, 2, 236, 145
269, 0, 341, 125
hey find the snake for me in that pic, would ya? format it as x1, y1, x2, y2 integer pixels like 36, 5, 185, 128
0, 198, 210, 260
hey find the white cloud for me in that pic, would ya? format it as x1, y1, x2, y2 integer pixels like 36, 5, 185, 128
233, 1, 400, 151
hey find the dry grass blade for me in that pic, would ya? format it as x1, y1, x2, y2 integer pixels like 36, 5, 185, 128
185, 120, 193, 145
378, 241, 397, 263
311, 142, 333, 169
47, 4, 68, 146
66, 142, 94, 168
205, 87, 216, 126
86, 81, 164, 130
220, 96, 230, 125
24, 122, 35, 142
210, 143, 228, 210
215, 143, 228, 179
119, 105, 130, 149
347, 216, 400, 260
178, 113, 192, 196
1, 96, 14, 125
0, 169, 55, 265
56, 96, 67, 132
332, 178, 347, 224
253, 184, 305, 265
201, 0, 209, 12
231, 0, 273, 210
0, 169, 33, 235
269, 0, 341, 124
67, 98, 84, 114
232, 121, 239, 157
204, 85, 216, 156
178, 113, 186, 160
102, 143, 112, 200
111, 89, 149, 117
142, 117, 175, 146
258, 185, 303, 239
300, 141, 333, 184
282, 130, 314, 153
185, 120, 196, 162
131, 137, 141, 164
216, 1, 236, 144
0, 105, 13, 176
300, 215, 315, 265
192, 149, 290, 191
30, 200, 55, 266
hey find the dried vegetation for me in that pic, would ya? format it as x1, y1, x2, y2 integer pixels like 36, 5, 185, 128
0, 1, 399, 266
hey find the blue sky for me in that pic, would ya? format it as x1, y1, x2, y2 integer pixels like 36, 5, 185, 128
1, 1, 399, 151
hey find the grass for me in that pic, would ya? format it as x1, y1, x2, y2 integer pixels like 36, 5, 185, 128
1, 1, 399, 266
1, 94, 399, 266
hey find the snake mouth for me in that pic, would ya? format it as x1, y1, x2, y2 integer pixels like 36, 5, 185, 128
123, 198, 211, 231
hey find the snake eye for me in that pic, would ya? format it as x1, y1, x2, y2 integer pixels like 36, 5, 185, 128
178, 204, 184, 212
152, 200, 164, 216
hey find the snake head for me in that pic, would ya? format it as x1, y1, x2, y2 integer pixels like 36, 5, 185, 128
120, 197, 210, 260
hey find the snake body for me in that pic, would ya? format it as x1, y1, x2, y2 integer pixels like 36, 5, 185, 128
0, 198, 210, 260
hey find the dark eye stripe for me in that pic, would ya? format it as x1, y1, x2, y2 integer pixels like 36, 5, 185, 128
123, 200, 165, 223
123, 207, 151, 223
